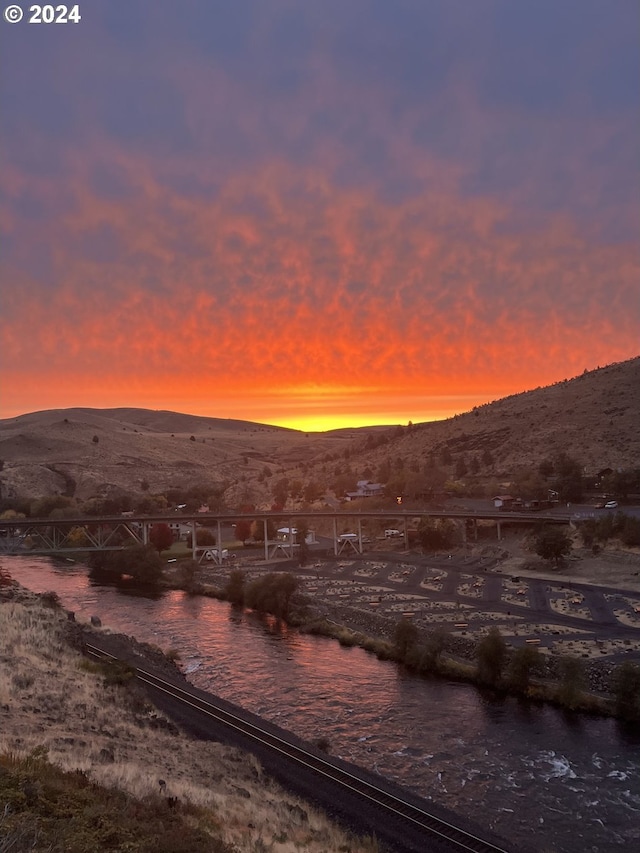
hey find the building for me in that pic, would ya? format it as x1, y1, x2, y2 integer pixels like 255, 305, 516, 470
276, 527, 317, 545
493, 495, 515, 510
345, 480, 385, 501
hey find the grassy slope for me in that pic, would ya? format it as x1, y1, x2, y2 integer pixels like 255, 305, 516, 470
0, 584, 378, 853
0, 356, 638, 503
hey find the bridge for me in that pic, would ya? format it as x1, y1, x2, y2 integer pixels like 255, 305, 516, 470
0, 508, 573, 563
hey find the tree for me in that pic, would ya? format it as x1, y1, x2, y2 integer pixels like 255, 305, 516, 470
620, 515, 640, 547
604, 468, 640, 501
612, 661, 640, 721
66, 526, 90, 548
289, 479, 303, 499
134, 493, 168, 513
149, 523, 173, 555
552, 452, 584, 502
295, 519, 310, 566
245, 572, 299, 619
186, 528, 216, 548
272, 477, 289, 506
303, 480, 323, 503
30, 495, 74, 518
476, 627, 507, 686
513, 468, 548, 501
251, 518, 276, 541
178, 560, 200, 593
394, 617, 419, 659
507, 646, 542, 693
421, 628, 447, 671
224, 569, 246, 606
417, 517, 457, 551
556, 656, 585, 709
533, 527, 572, 567
89, 544, 163, 587
234, 519, 252, 543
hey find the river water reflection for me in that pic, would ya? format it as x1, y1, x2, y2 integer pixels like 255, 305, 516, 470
4, 556, 640, 852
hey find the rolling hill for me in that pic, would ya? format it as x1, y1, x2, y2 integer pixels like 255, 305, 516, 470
0, 357, 638, 504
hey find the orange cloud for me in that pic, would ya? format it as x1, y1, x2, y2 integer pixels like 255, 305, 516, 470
1, 137, 638, 427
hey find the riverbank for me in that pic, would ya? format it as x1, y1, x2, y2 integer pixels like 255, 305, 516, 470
173, 548, 640, 721
0, 579, 381, 853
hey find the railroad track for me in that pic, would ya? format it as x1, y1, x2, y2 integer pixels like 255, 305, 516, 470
86, 642, 513, 853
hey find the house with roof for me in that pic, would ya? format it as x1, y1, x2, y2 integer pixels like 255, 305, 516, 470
493, 495, 515, 510
345, 480, 385, 501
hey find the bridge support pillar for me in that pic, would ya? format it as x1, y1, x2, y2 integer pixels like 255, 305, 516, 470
289, 517, 294, 559
496, 521, 502, 541
333, 518, 338, 556
264, 519, 268, 561
358, 518, 363, 553
191, 520, 197, 560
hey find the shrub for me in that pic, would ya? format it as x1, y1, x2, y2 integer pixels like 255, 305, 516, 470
178, 560, 200, 593
417, 517, 458, 550
507, 646, 543, 693
419, 628, 447, 673
245, 572, 299, 619
149, 523, 174, 555
556, 656, 585, 709
533, 527, 572, 566
224, 569, 246, 605
393, 617, 419, 659
476, 627, 507, 686
612, 661, 640, 721
40, 590, 62, 609
88, 545, 164, 587
186, 529, 216, 548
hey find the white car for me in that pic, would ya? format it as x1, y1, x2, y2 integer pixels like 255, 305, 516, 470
604, 501, 618, 509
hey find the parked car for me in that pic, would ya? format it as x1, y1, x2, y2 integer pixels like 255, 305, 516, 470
604, 501, 618, 509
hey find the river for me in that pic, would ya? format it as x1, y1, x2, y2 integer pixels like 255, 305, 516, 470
3, 556, 639, 852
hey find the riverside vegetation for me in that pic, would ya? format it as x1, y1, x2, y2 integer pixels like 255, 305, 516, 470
212, 569, 640, 724
0, 567, 381, 853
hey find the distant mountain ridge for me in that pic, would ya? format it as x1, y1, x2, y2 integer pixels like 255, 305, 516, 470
4, 407, 298, 435
0, 356, 638, 502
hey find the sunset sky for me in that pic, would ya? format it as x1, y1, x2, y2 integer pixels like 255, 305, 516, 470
1, 1, 638, 431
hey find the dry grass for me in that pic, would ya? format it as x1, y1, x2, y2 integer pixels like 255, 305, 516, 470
0, 356, 638, 505
0, 588, 379, 852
